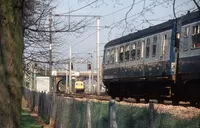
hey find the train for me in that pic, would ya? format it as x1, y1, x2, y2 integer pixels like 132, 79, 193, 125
102, 11, 200, 105
75, 81, 85, 92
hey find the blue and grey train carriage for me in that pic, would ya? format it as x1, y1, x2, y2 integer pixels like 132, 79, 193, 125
102, 11, 200, 105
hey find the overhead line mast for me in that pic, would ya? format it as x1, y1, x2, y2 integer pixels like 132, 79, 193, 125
54, 14, 101, 94
96, 17, 100, 95
49, 11, 53, 92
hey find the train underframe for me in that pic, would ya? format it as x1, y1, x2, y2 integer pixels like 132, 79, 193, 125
104, 73, 200, 105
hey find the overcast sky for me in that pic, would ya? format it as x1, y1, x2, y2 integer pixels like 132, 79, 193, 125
51, 0, 196, 71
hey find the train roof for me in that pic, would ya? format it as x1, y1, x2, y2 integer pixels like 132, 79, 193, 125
105, 11, 200, 48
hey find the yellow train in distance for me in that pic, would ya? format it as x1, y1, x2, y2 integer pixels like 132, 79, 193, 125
75, 81, 85, 92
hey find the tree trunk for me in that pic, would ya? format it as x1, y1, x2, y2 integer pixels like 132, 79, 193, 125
0, 0, 23, 127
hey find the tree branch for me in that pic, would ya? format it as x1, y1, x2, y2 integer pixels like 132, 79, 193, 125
192, 0, 200, 10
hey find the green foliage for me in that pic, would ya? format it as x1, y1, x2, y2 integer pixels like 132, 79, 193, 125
20, 110, 41, 128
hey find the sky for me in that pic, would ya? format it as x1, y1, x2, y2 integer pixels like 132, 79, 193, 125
50, 0, 196, 71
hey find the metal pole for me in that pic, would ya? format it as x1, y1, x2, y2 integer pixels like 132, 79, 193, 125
49, 11, 53, 92
69, 45, 72, 93
31, 64, 34, 90
89, 70, 91, 93
34, 68, 37, 91
66, 62, 68, 93
96, 17, 100, 95
91, 51, 94, 91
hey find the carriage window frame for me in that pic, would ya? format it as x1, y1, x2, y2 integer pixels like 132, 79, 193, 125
162, 34, 168, 55
110, 48, 115, 64
130, 42, 136, 61
191, 24, 200, 49
141, 40, 145, 58
105, 49, 110, 65
184, 27, 190, 37
115, 47, 119, 63
124, 44, 130, 61
192, 24, 200, 35
119, 46, 124, 62
136, 41, 141, 60
146, 38, 150, 58
152, 36, 157, 57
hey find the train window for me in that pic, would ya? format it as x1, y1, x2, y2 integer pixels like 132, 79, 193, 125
191, 25, 200, 49
192, 25, 200, 35
152, 36, 157, 57
106, 50, 110, 56
137, 49, 141, 59
152, 45, 156, 57
125, 44, 130, 61
137, 41, 141, 47
162, 34, 168, 55
119, 46, 124, 62
146, 38, 150, 58
130, 43, 136, 60
184, 27, 189, 37
147, 38, 150, 45
110, 48, 115, 64
106, 50, 110, 64
141, 40, 144, 58
146, 46, 150, 58
137, 41, 141, 59
115, 47, 118, 63
153, 36, 157, 44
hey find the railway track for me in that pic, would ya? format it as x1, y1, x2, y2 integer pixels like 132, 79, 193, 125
55, 92, 200, 120
56, 92, 110, 101
55, 92, 193, 107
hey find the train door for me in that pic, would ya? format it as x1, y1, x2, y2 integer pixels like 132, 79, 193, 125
136, 41, 141, 77
124, 44, 130, 78
119, 45, 125, 78
130, 43, 136, 76
115, 46, 119, 79
182, 26, 190, 51
169, 19, 182, 81
161, 33, 169, 75
141, 39, 145, 77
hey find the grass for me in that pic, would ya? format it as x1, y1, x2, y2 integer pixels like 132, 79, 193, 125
20, 109, 41, 128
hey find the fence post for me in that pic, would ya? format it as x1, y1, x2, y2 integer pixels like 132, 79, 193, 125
86, 99, 92, 128
109, 99, 118, 128
50, 93, 56, 127
45, 92, 51, 124
38, 92, 41, 116
59, 94, 65, 127
72, 96, 76, 128
30, 91, 35, 111
149, 103, 155, 128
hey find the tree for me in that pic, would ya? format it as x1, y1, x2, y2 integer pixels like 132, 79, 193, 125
23, 0, 94, 74
0, 0, 23, 127
23, 0, 54, 70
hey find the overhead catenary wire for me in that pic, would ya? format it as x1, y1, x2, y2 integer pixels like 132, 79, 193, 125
65, 1, 176, 48
58, 0, 98, 15
57, 0, 159, 52
69, 2, 194, 58
56, 0, 146, 51
53, 0, 194, 71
